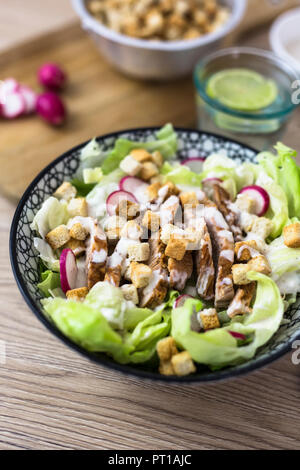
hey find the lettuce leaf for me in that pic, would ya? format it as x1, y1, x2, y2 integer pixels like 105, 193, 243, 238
160, 162, 202, 186
71, 178, 96, 197
34, 237, 60, 271
101, 124, 177, 175
77, 138, 108, 176
38, 270, 60, 297
30, 197, 68, 238
266, 236, 300, 280
172, 272, 284, 369
86, 169, 123, 218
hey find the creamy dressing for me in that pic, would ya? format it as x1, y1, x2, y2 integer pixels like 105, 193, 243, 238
92, 249, 107, 263
220, 249, 234, 263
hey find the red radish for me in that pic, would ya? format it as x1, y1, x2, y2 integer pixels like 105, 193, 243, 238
1, 92, 26, 119
228, 331, 246, 341
0, 78, 19, 101
19, 86, 37, 114
181, 157, 206, 173
60, 249, 78, 294
106, 190, 138, 216
119, 176, 149, 197
239, 185, 270, 216
36, 92, 66, 125
174, 294, 193, 308
38, 63, 66, 90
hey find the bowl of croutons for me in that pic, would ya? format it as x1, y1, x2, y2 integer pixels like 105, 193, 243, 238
72, 0, 246, 80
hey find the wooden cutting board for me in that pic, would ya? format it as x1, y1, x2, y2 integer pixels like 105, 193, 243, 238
0, 24, 197, 202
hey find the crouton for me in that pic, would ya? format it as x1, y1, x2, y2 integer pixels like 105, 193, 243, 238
165, 235, 187, 261
283, 223, 300, 248
120, 154, 142, 176
171, 351, 196, 376
68, 198, 88, 217
46, 225, 70, 250
120, 284, 139, 305
106, 228, 121, 244
232, 264, 251, 285
64, 238, 86, 257
104, 215, 126, 232
235, 240, 260, 262
66, 287, 88, 302
157, 336, 178, 361
53, 181, 77, 201
251, 217, 273, 240
159, 360, 175, 376
235, 193, 256, 213
116, 199, 140, 220
150, 175, 164, 185
247, 255, 271, 276
150, 150, 163, 167
130, 262, 152, 288
142, 210, 160, 232
130, 148, 152, 163
128, 242, 150, 262
121, 221, 143, 240
139, 161, 159, 181
180, 191, 198, 207
69, 223, 88, 241
158, 181, 180, 201
147, 182, 162, 201
199, 308, 220, 331
160, 224, 179, 245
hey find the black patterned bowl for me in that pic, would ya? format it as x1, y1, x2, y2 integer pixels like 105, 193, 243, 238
9, 127, 300, 382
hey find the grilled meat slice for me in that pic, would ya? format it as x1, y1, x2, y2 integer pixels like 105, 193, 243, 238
213, 184, 243, 241
85, 220, 107, 289
168, 252, 193, 291
227, 282, 256, 318
196, 219, 215, 301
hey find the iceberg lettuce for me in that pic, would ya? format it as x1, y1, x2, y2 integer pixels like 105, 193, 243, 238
34, 237, 60, 272
160, 162, 202, 186
172, 272, 284, 368
38, 270, 60, 297
30, 197, 68, 238
86, 169, 124, 218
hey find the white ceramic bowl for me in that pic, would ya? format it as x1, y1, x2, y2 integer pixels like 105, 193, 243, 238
270, 7, 300, 74
72, 0, 246, 80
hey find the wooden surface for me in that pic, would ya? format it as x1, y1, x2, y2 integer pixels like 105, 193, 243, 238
1, 10, 300, 450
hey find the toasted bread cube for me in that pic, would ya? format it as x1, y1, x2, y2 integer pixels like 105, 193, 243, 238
171, 351, 196, 377
159, 360, 175, 376
157, 336, 178, 361
185, 227, 202, 250
235, 240, 260, 262
120, 155, 142, 176
53, 181, 77, 201
69, 223, 88, 241
64, 238, 86, 257
165, 235, 187, 261
283, 223, 300, 248
150, 150, 163, 167
248, 255, 271, 275
128, 242, 150, 262
235, 193, 256, 213
46, 225, 70, 250
147, 182, 162, 201
180, 191, 198, 207
130, 148, 152, 163
130, 262, 152, 288
68, 197, 88, 217
106, 228, 121, 243
142, 210, 160, 232
240, 212, 257, 233
120, 284, 139, 305
158, 181, 180, 201
251, 217, 273, 240
150, 175, 164, 185
121, 221, 143, 240
232, 264, 251, 285
116, 199, 140, 220
139, 161, 159, 181
160, 224, 177, 245
66, 287, 88, 302
104, 215, 126, 232
199, 308, 220, 331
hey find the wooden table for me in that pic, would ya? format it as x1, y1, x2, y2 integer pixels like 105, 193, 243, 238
1, 8, 300, 449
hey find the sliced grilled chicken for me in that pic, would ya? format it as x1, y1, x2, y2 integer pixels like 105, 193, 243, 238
159, 195, 180, 226
213, 184, 243, 241
168, 252, 193, 291
227, 282, 256, 318
140, 233, 169, 309
196, 219, 215, 301
105, 238, 140, 287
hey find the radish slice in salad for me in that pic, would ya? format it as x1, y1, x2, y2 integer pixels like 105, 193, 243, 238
19, 86, 37, 114
1, 92, 26, 118
60, 249, 78, 294
181, 157, 206, 173
119, 176, 149, 199
239, 185, 270, 216
106, 190, 138, 216
228, 331, 246, 341
174, 294, 193, 308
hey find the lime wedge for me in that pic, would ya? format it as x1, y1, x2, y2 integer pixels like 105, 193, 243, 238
206, 68, 278, 111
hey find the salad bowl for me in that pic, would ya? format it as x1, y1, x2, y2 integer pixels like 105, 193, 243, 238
10, 127, 300, 383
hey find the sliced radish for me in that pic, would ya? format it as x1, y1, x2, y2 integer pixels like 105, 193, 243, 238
0, 78, 20, 100
181, 157, 206, 173
19, 86, 37, 114
239, 185, 270, 216
228, 331, 246, 341
106, 190, 138, 216
60, 249, 78, 294
119, 176, 149, 197
174, 294, 193, 308
1, 92, 26, 119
